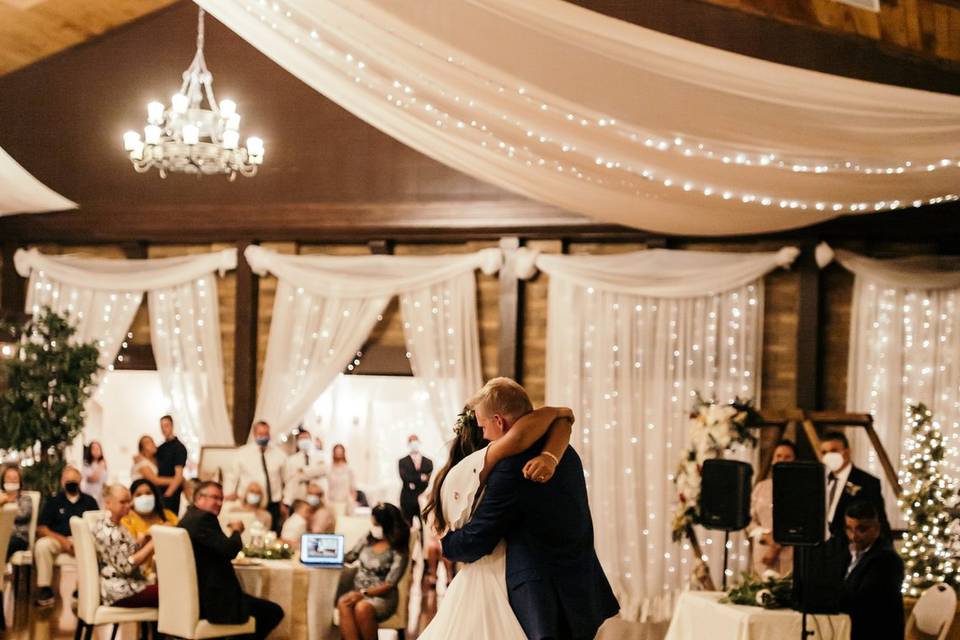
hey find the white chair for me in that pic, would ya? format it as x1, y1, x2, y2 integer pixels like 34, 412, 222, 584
10, 490, 40, 593
151, 525, 255, 639
906, 583, 957, 640
69, 517, 158, 640
0, 509, 17, 629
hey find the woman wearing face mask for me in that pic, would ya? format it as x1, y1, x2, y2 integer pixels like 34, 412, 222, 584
336, 503, 410, 640
282, 428, 327, 509
82, 440, 108, 508
327, 444, 357, 510
0, 464, 33, 560
748, 440, 796, 576
222, 481, 273, 530
307, 483, 336, 534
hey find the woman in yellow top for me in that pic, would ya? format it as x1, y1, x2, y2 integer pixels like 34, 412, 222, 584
121, 479, 178, 578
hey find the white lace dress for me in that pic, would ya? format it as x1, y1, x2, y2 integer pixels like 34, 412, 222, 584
418, 446, 527, 640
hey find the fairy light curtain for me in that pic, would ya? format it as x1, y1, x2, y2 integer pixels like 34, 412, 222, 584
196, 0, 960, 236
244, 245, 500, 440
14, 248, 238, 452
0, 146, 76, 216
518, 246, 799, 620
818, 244, 960, 528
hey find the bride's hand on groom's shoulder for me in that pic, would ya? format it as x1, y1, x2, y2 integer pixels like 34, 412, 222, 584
523, 454, 558, 483
555, 406, 575, 423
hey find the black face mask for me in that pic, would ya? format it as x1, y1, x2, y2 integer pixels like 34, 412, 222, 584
64, 482, 80, 495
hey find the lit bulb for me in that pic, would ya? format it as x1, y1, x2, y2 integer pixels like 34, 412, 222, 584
131, 140, 145, 160
144, 124, 161, 145
123, 130, 141, 151
246, 135, 264, 157
171, 93, 189, 114
219, 99, 236, 118
226, 113, 241, 131
223, 129, 239, 150
183, 124, 199, 145
147, 101, 165, 123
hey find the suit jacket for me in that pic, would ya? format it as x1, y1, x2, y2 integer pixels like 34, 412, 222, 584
829, 466, 890, 540
398, 454, 433, 520
178, 506, 249, 624
841, 541, 904, 640
442, 441, 619, 640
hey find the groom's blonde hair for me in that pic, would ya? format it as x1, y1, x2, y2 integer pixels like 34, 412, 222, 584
470, 377, 533, 421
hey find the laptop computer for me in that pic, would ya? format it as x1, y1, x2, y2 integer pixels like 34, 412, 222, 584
300, 533, 345, 568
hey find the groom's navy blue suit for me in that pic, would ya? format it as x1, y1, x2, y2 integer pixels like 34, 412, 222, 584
442, 438, 619, 640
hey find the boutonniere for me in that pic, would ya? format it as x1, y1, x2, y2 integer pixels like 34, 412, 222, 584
845, 482, 862, 496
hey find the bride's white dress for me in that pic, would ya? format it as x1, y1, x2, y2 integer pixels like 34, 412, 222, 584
417, 446, 527, 639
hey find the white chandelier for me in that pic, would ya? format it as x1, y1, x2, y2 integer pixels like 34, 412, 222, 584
122, 8, 264, 179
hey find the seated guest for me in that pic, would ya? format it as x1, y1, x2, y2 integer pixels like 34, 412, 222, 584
222, 481, 273, 530
336, 503, 410, 640
121, 479, 178, 578
34, 466, 99, 607
841, 501, 904, 640
0, 464, 33, 560
179, 481, 283, 639
820, 431, 890, 540
748, 439, 796, 576
280, 499, 312, 545
92, 484, 158, 607
307, 483, 336, 534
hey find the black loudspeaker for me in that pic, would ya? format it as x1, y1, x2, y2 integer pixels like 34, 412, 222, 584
699, 459, 753, 531
773, 461, 826, 546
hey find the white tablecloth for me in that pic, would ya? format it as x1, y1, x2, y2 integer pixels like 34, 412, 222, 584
665, 591, 851, 640
235, 559, 342, 640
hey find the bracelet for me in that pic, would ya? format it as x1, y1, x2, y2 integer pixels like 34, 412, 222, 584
541, 451, 560, 466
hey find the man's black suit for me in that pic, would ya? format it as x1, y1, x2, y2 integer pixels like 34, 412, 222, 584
442, 440, 619, 640
829, 466, 890, 540
178, 506, 283, 638
398, 454, 433, 525
841, 540, 904, 640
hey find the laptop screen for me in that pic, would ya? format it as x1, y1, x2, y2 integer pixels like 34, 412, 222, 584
300, 533, 345, 566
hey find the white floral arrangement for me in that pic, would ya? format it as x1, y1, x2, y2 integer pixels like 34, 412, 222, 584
672, 395, 759, 541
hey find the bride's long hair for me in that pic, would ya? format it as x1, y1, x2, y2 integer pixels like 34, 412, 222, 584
423, 406, 486, 533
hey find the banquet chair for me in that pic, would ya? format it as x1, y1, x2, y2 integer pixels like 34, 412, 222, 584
151, 525, 255, 639
906, 583, 957, 640
379, 530, 419, 640
69, 517, 158, 640
9, 490, 40, 594
52, 510, 108, 573
0, 509, 17, 629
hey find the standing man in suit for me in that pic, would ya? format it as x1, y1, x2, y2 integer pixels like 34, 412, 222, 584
841, 501, 904, 640
820, 431, 890, 541
179, 481, 283, 639
442, 377, 619, 640
226, 421, 287, 533
398, 434, 433, 533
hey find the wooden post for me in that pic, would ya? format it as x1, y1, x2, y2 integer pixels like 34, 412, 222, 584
497, 237, 523, 381
233, 241, 259, 445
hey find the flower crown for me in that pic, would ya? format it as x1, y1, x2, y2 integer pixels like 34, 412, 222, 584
454, 408, 477, 436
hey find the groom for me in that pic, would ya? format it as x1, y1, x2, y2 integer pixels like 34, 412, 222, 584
442, 377, 619, 640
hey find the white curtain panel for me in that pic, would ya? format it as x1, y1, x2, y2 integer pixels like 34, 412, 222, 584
245, 246, 499, 440
0, 146, 76, 216
531, 248, 796, 620
820, 245, 960, 527
149, 275, 235, 450
197, 0, 960, 235
15, 249, 238, 451
399, 271, 484, 434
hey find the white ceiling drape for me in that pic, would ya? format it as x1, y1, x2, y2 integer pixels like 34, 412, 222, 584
196, 0, 960, 235
0, 147, 76, 216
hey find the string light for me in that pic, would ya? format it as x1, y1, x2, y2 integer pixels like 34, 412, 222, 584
242, 0, 960, 218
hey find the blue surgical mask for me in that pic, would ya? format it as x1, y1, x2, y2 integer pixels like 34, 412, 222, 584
255, 436, 270, 447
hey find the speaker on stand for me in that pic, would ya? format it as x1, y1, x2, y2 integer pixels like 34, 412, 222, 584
698, 459, 753, 590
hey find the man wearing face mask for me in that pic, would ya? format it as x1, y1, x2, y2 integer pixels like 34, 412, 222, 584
226, 421, 287, 533
820, 431, 890, 542
34, 466, 99, 606
398, 434, 433, 535
282, 428, 327, 508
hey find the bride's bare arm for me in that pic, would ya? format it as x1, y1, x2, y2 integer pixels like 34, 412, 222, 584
522, 418, 572, 483
479, 406, 574, 484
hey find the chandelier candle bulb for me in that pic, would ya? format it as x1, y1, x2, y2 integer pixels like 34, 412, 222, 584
147, 101, 165, 123
171, 92, 189, 114
246, 136, 264, 156
144, 125, 161, 145
123, 130, 141, 152
223, 129, 239, 150
226, 113, 241, 131
219, 99, 236, 118
131, 140, 145, 161
183, 124, 199, 145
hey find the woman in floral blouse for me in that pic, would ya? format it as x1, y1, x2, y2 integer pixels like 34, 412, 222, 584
336, 503, 410, 640
92, 484, 158, 607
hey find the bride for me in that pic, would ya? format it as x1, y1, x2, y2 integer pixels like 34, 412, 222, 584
418, 404, 573, 639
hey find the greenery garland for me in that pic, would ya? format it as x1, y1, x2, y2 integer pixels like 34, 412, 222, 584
721, 572, 794, 609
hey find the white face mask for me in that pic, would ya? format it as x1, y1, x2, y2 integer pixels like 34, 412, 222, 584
823, 451, 845, 473
369, 525, 384, 540
3, 483, 20, 493
133, 494, 155, 514
246, 493, 263, 506
306, 495, 321, 506
409, 441, 421, 454
297, 439, 313, 452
